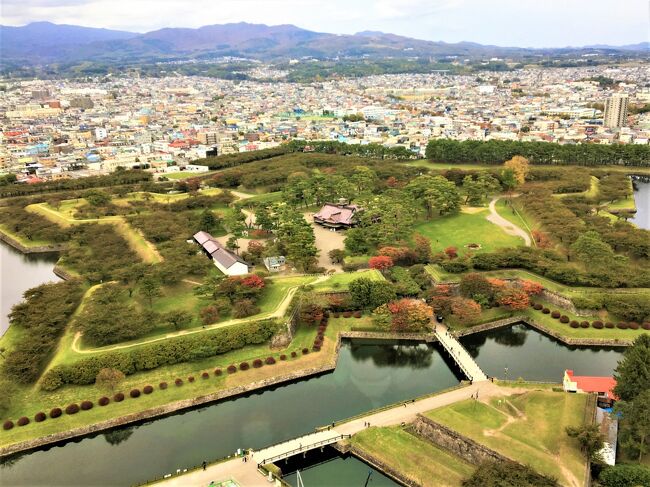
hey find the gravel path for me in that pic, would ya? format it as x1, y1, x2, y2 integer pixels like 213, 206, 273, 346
487, 196, 532, 247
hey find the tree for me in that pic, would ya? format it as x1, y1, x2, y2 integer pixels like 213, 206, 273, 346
139, 275, 161, 308
328, 249, 345, 264
459, 273, 494, 303
164, 310, 193, 330
497, 285, 530, 310
200, 305, 220, 325
372, 299, 433, 332
369, 255, 394, 273
413, 233, 433, 263
351, 165, 378, 194
504, 155, 530, 186
599, 464, 650, 487
95, 368, 125, 393
566, 424, 604, 461
450, 297, 481, 324
462, 461, 558, 487
613, 335, 650, 402
349, 278, 396, 310
444, 246, 458, 259
500, 168, 518, 194
233, 299, 260, 318
199, 209, 220, 232
616, 389, 650, 462
407, 175, 461, 218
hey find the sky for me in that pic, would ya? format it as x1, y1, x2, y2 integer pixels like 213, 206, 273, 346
1, 0, 649, 47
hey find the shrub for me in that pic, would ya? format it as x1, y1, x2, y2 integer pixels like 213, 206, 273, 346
333, 312, 340, 318
188, 376, 195, 383
50, 407, 63, 418
533, 303, 543, 310
239, 362, 250, 371
542, 307, 550, 314
353, 311, 362, 318
280, 354, 287, 361
617, 322, 628, 329
17, 416, 30, 427
214, 368, 222, 376
175, 378, 183, 386
312, 345, 321, 352
629, 322, 639, 330
201, 372, 209, 379
34, 412, 47, 422
98, 396, 110, 406
65, 404, 80, 414
643, 322, 650, 330
605, 322, 615, 329
80, 400, 93, 410
302, 348, 309, 355
227, 365, 237, 374
342, 311, 352, 318
570, 321, 580, 328
114, 392, 125, 402
550, 311, 561, 319
580, 321, 589, 328
252, 359, 263, 368
291, 351, 297, 358
159, 382, 168, 390
143, 385, 154, 394
560, 315, 569, 323
3, 420, 14, 430
593, 322, 604, 329
265, 356, 276, 365
129, 389, 141, 398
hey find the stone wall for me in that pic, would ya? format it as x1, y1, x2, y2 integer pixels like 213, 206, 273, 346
411, 415, 514, 466
0, 229, 64, 254
339, 331, 438, 343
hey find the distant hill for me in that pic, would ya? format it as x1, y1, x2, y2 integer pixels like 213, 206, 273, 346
0, 21, 137, 59
0, 21, 647, 65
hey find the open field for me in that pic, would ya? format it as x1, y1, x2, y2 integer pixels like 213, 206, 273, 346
425, 390, 589, 487
163, 171, 217, 180
415, 209, 524, 255
351, 426, 475, 487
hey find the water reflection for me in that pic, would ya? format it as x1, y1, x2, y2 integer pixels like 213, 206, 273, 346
349, 340, 434, 369
103, 427, 135, 446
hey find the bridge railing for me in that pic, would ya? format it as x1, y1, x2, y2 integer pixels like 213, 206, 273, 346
259, 434, 351, 466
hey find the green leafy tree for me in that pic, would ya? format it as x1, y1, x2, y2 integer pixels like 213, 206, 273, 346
349, 277, 396, 310
566, 424, 604, 461
462, 461, 558, 487
599, 464, 650, 487
139, 275, 161, 308
164, 310, 193, 330
95, 368, 125, 393
616, 389, 650, 462
613, 335, 650, 402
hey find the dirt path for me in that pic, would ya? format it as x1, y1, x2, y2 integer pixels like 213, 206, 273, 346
487, 197, 532, 247
71, 275, 328, 354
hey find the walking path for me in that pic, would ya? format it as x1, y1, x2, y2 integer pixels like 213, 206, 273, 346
487, 196, 532, 247
71, 275, 327, 354
156, 381, 521, 486
434, 324, 488, 382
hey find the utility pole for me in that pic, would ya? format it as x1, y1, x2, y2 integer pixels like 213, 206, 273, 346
364, 469, 373, 487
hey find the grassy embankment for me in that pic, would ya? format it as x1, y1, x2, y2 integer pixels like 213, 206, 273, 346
351, 425, 475, 487
311, 269, 384, 292
425, 390, 589, 486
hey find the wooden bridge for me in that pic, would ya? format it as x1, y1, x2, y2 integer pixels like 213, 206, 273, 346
435, 324, 488, 382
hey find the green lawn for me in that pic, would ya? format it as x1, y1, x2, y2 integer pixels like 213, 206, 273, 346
414, 210, 524, 256
0, 224, 56, 248
425, 390, 589, 486
312, 269, 384, 292
351, 426, 475, 487
494, 199, 534, 242
164, 171, 217, 180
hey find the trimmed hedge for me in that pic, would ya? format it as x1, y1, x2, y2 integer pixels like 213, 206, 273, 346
50, 407, 63, 418
302, 348, 309, 355
17, 417, 29, 427
214, 368, 222, 376
593, 322, 604, 329
3, 420, 14, 430
580, 321, 589, 328
80, 400, 93, 410
617, 322, 628, 329
542, 308, 550, 314
188, 376, 195, 383
130, 389, 141, 398
41, 319, 279, 390
143, 385, 154, 394
114, 392, 125, 402
560, 316, 569, 323
291, 351, 297, 358
175, 378, 183, 386
551, 311, 561, 319
629, 322, 639, 330
605, 322, 615, 329
201, 372, 209, 379
643, 322, 650, 330
98, 396, 110, 406
280, 354, 287, 361
265, 356, 276, 365
65, 404, 80, 415
533, 303, 543, 310
34, 412, 47, 422
570, 322, 580, 328
227, 365, 237, 374
252, 359, 263, 368
239, 362, 250, 371
160, 382, 168, 390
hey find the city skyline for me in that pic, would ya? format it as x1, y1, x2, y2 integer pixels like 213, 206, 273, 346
1, 0, 649, 48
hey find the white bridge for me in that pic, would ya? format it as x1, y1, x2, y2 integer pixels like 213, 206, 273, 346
256, 430, 350, 466
435, 324, 488, 382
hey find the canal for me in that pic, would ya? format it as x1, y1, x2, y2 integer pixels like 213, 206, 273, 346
0, 240, 60, 336
0, 327, 624, 486
631, 178, 650, 230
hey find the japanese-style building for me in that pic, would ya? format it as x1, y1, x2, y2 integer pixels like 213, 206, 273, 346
193, 231, 250, 276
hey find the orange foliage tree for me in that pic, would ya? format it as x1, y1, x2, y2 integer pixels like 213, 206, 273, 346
373, 299, 433, 332
369, 255, 394, 273
450, 297, 482, 324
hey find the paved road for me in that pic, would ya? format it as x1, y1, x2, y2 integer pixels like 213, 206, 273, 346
487, 196, 532, 247
156, 382, 524, 486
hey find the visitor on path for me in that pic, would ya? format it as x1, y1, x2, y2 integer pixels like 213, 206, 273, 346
202, 461, 207, 471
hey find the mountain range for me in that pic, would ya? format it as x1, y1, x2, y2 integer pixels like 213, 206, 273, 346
1, 21, 648, 65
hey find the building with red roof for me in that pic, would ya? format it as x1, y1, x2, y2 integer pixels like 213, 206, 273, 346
563, 369, 618, 401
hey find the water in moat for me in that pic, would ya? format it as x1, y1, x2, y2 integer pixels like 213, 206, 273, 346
0, 240, 60, 336
631, 178, 650, 230
1, 327, 625, 486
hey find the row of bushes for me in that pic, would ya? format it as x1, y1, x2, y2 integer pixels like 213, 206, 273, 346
40, 320, 279, 391
5, 339, 323, 430
531, 302, 650, 330
332, 311, 363, 318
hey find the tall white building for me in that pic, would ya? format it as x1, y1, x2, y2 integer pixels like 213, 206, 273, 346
603, 94, 628, 128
